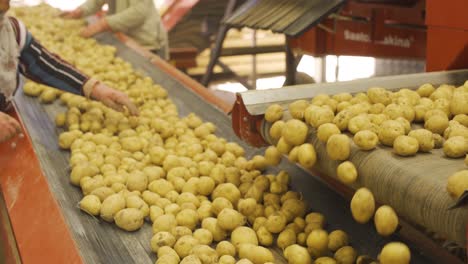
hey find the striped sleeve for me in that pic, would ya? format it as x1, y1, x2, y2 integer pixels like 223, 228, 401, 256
12, 18, 89, 96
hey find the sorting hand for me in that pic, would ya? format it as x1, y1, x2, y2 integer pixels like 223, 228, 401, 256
0, 112, 21, 143
60, 8, 83, 19
91, 83, 139, 116
80, 19, 110, 38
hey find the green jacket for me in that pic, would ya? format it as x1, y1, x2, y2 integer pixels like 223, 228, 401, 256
80, 0, 168, 59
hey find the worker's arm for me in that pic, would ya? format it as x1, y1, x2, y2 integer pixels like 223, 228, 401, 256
78, 0, 106, 17
105, 0, 152, 32
12, 17, 138, 115
18, 32, 89, 96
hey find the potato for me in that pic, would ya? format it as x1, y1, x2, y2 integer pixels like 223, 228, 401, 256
236, 259, 253, 264
417, 83, 435, 97
174, 235, 200, 258
219, 255, 236, 264
150, 206, 164, 222
433, 133, 444, 148
408, 129, 434, 152
256, 226, 274, 246
425, 115, 449, 135
158, 246, 180, 260
217, 208, 245, 230
231, 226, 259, 248
393, 135, 419, 156
326, 134, 350, 161
328, 230, 348, 251
308, 107, 334, 128
212, 183, 241, 205
277, 228, 296, 249
334, 246, 357, 264
149, 179, 174, 196
126, 195, 149, 217
283, 119, 309, 146
453, 114, 468, 127
379, 242, 411, 264
265, 104, 283, 122
314, 257, 337, 264
39, 88, 57, 103
60, 131, 83, 150
177, 192, 200, 208
264, 146, 282, 166
265, 212, 287, 233
317, 123, 341, 143
70, 162, 99, 186
348, 115, 372, 134
367, 87, 392, 105
126, 170, 148, 192
180, 255, 202, 264
283, 244, 311, 264
238, 198, 257, 216
153, 214, 177, 233
79, 194, 101, 216
378, 120, 405, 147
114, 208, 144, 231
100, 193, 125, 222
297, 143, 317, 168
151, 231, 176, 252
374, 205, 399, 236
447, 170, 468, 199
443, 136, 467, 158
177, 209, 199, 230
238, 244, 274, 264
276, 137, 293, 154
306, 229, 329, 256
171, 226, 193, 241
216, 241, 236, 256
190, 245, 218, 264
350, 188, 375, 224
450, 90, 468, 115
289, 100, 309, 120
156, 254, 180, 264
269, 120, 285, 140
202, 217, 227, 242
336, 161, 358, 185
211, 197, 233, 216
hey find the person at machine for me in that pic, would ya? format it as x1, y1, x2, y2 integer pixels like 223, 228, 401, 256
0, 1, 138, 143
62, 0, 169, 60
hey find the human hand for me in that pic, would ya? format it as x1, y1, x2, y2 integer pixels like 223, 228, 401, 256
0, 112, 21, 143
91, 83, 139, 116
80, 18, 110, 38
60, 8, 83, 19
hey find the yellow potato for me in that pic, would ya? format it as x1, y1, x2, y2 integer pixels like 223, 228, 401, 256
334, 246, 357, 264
348, 115, 372, 134
282, 119, 309, 146
283, 244, 312, 264
416, 83, 435, 97
378, 120, 405, 147
190, 244, 219, 264
269, 120, 285, 140
333, 110, 354, 131
265, 104, 283, 122
374, 205, 398, 236
256, 226, 274, 246
202, 217, 227, 242
450, 90, 468, 115
39, 88, 58, 103
238, 244, 274, 264
367, 87, 392, 105
276, 137, 293, 154
297, 143, 317, 169
277, 229, 296, 250
447, 170, 468, 199
306, 229, 329, 256
393, 135, 419, 156
289, 100, 310, 120
424, 115, 449, 135
379, 242, 411, 264
216, 241, 236, 257
308, 107, 335, 128
353, 130, 378, 150
314, 257, 337, 264
217, 208, 245, 231
79, 194, 101, 216
332, 92, 352, 102
408, 129, 434, 152
326, 134, 351, 161
350, 188, 375, 224
151, 231, 176, 252
174, 235, 200, 258
328, 230, 348, 251
317, 123, 341, 142
114, 208, 144, 231
231, 226, 258, 248
336, 161, 358, 186
443, 136, 467, 158
265, 212, 287, 234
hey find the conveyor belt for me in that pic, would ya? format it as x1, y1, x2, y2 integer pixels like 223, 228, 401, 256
12, 32, 431, 263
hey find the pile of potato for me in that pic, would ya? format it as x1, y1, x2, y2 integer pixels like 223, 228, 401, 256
264, 74, 468, 261
9, 4, 419, 264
